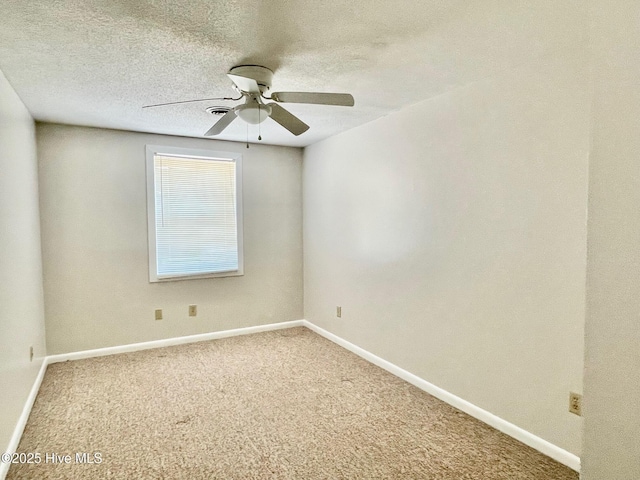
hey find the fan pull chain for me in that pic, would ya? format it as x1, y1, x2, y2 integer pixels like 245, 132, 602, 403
258, 104, 262, 141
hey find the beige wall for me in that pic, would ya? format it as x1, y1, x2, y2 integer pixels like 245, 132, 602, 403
303, 45, 589, 455
37, 125, 303, 354
582, 1, 640, 478
0, 71, 47, 452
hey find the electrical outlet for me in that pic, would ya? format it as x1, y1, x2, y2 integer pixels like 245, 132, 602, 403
337, 306, 342, 318
30, 346, 33, 362
189, 305, 197, 317
569, 392, 582, 416
155, 309, 163, 321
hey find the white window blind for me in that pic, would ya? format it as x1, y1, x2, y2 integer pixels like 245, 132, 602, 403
146, 146, 243, 282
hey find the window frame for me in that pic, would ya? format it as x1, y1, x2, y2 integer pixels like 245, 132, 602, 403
145, 144, 244, 283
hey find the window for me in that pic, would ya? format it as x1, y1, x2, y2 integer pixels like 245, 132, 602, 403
146, 145, 243, 282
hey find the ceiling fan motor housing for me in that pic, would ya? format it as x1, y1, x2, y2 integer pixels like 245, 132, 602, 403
228, 65, 273, 93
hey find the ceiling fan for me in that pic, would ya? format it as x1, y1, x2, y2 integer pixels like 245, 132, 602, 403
143, 65, 355, 137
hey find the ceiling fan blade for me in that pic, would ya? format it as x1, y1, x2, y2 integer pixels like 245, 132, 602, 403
270, 92, 354, 107
142, 97, 238, 109
267, 103, 309, 136
204, 109, 237, 136
227, 73, 261, 94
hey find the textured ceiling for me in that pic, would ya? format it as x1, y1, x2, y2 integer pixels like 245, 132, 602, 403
0, 1, 585, 147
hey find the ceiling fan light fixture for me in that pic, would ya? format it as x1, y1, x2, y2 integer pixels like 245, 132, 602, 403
235, 103, 271, 124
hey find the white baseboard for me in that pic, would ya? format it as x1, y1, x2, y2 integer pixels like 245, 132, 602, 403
0, 357, 48, 480
47, 320, 305, 364
302, 320, 581, 473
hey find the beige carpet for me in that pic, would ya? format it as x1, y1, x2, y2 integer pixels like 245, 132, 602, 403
9, 327, 578, 479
